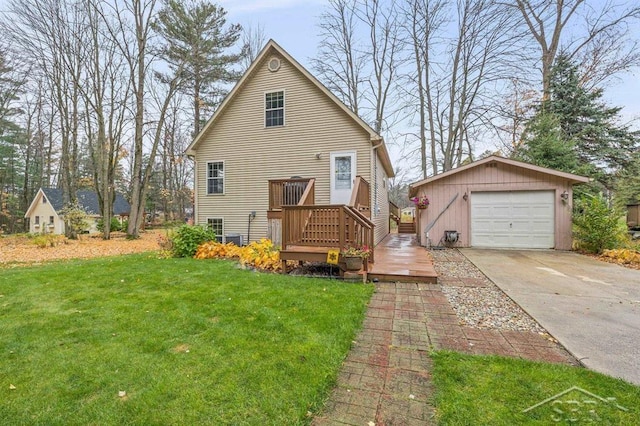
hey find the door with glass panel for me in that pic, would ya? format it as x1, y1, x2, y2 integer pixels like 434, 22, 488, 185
330, 151, 356, 205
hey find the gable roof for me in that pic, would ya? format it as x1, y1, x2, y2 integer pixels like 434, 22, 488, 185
25, 188, 131, 218
185, 39, 394, 178
409, 155, 590, 195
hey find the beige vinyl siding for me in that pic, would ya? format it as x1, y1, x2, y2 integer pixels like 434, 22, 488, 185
371, 151, 390, 244
415, 162, 575, 250
194, 52, 373, 243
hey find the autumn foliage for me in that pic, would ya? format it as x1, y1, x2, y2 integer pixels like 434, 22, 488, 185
600, 249, 640, 269
194, 238, 281, 272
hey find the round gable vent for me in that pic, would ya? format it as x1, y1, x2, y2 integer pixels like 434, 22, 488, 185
267, 57, 281, 72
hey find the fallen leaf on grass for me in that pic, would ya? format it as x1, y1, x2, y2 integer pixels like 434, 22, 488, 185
9, 384, 16, 390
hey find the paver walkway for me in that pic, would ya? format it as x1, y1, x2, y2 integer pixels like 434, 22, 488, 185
313, 249, 578, 426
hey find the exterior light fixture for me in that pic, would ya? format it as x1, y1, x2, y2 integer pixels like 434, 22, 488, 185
560, 191, 569, 201
463, 191, 468, 201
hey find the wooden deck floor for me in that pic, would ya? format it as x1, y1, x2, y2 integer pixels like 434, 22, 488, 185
367, 233, 438, 283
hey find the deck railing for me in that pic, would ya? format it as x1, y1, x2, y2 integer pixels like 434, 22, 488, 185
389, 200, 400, 222
349, 176, 371, 217
282, 205, 375, 262
268, 178, 315, 210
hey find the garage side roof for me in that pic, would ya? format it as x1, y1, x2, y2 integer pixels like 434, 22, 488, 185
409, 155, 590, 195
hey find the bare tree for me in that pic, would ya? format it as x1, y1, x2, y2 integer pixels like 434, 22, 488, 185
313, 0, 365, 116
241, 23, 267, 70
513, 0, 640, 98
75, 0, 131, 239
3, 0, 85, 216
359, 0, 405, 134
403, 0, 447, 178
403, 0, 521, 176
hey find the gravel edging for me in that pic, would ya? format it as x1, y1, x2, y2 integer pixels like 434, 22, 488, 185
431, 248, 547, 334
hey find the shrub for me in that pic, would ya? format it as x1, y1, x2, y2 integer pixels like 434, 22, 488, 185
32, 234, 67, 248
96, 217, 123, 232
195, 238, 281, 272
171, 225, 216, 258
60, 203, 89, 239
573, 195, 626, 254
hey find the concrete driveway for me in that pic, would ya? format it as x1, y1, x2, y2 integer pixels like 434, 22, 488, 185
460, 249, 640, 386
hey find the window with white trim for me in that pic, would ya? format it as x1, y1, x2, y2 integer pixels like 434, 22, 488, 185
265, 91, 284, 127
49, 216, 54, 225
207, 218, 223, 239
35, 216, 40, 225
207, 161, 224, 194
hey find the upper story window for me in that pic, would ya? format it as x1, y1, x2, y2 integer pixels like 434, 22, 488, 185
35, 216, 40, 225
207, 161, 224, 194
265, 91, 284, 127
49, 216, 54, 224
42, 196, 47, 204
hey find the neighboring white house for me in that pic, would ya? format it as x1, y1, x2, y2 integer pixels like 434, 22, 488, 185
185, 40, 395, 249
24, 188, 131, 235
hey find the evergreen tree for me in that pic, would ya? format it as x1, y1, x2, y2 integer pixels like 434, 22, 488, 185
614, 151, 640, 208
544, 56, 638, 186
153, 0, 243, 137
519, 55, 639, 191
517, 112, 580, 173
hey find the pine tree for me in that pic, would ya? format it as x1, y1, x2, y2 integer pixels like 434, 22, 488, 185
517, 112, 579, 173
544, 56, 638, 185
520, 55, 639, 190
153, 0, 243, 137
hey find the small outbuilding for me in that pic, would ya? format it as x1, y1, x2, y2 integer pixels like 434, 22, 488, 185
409, 156, 590, 250
24, 188, 131, 235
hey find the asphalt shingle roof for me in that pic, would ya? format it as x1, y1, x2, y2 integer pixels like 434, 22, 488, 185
41, 188, 130, 216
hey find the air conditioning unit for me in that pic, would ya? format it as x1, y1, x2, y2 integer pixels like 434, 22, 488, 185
225, 233, 243, 246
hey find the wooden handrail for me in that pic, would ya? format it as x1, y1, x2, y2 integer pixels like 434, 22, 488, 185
389, 200, 400, 217
349, 176, 370, 213
298, 178, 315, 205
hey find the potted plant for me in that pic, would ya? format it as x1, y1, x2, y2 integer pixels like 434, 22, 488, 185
411, 195, 430, 209
341, 244, 371, 271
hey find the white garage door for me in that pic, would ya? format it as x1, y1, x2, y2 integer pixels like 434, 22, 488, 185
471, 191, 555, 249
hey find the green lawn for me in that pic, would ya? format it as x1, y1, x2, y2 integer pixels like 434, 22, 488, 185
0, 254, 373, 425
432, 351, 640, 425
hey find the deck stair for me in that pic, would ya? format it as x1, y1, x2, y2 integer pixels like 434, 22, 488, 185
271, 176, 376, 275
398, 222, 416, 234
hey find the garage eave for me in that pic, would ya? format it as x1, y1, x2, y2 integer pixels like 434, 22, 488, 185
409, 155, 590, 196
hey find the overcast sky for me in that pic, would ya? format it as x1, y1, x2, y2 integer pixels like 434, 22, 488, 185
219, 0, 640, 119
1, 0, 638, 169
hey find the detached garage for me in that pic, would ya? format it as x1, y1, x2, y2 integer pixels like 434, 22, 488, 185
409, 156, 590, 250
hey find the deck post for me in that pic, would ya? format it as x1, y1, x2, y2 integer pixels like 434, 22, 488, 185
339, 207, 345, 250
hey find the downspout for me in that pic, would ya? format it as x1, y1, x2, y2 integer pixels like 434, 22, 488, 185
187, 154, 196, 224
247, 211, 256, 245
371, 138, 384, 217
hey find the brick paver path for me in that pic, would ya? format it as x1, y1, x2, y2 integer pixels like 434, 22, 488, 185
313, 282, 438, 426
313, 278, 578, 425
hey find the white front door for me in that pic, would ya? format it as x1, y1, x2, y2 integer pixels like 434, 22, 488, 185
330, 151, 356, 205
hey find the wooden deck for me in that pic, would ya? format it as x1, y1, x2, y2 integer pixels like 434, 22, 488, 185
367, 233, 438, 283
